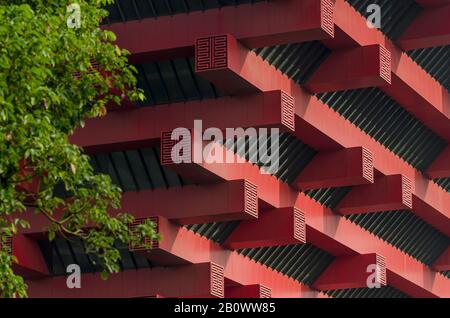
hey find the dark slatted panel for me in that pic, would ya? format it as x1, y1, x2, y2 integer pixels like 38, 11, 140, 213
434, 178, 450, 192
326, 286, 410, 298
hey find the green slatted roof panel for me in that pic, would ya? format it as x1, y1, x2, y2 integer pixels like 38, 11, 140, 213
317, 88, 447, 171
326, 286, 410, 298
346, 210, 450, 266
105, 0, 268, 23
239, 244, 335, 286
434, 178, 450, 192
135, 57, 227, 107
253, 41, 331, 85
407, 46, 450, 92
345, 0, 422, 40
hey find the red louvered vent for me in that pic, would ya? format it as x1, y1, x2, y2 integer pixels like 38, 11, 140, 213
259, 285, 272, 298
161, 130, 192, 165
129, 217, 159, 251
401, 176, 413, 209
281, 91, 295, 132
379, 46, 391, 84
361, 148, 374, 183
210, 263, 224, 298
321, 0, 335, 38
244, 181, 258, 218
196, 35, 228, 72
0, 236, 13, 256
293, 208, 306, 244
375, 254, 387, 287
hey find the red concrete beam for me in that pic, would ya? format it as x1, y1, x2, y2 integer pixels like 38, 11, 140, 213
397, 5, 450, 50
225, 285, 272, 298
71, 90, 294, 155
325, 0, 450, 142
433, 247, 450, 271
121, 180, 258, 225
27, 262, 224, 298
293, 147, 374, 190
313, 254, 386, 291
426, 146, 450, 179
223, 207, 305, 250
105, 0, 334, 63
1, 234, 48, 278
335, 175, 413, 215
304, 45, 391, 93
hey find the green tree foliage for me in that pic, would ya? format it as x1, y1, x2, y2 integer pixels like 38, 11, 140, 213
0, 1, 159, 297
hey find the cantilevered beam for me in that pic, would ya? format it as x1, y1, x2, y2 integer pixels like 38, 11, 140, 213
1, 234, 48, 278
293, 147, 374, 190
27, 262, 224, 298
433, 247, 450, 271
313, 254, 386, 291
426, 146, 450, 179
223, 207, 305, 249
104, 0, 334, 62
335, 175, 413, 215
304, 45, 391, 93
71, 90, 294, 155
121, 180, 258, 225
397, 5, 450, 50
225, 285, 272, 298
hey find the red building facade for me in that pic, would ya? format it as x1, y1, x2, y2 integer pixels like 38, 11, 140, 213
8, 0, 450, 298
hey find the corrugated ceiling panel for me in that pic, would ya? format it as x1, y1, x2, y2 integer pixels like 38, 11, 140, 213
326, 286, 410, 298
239, 244, 335, 286
407, 46, 450, 92
345, 0, 422, 40
316, 88, 447, 171
346, 210, 450, 266
106, 0, 268, 23
136, 57, 227, 106
91, 147, 188, 191
434, 178, 450, 192
253, 41, 331, 84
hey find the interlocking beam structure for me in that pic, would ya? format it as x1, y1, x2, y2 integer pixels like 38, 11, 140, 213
426, 146, 450, 179
432, 247, 450, 271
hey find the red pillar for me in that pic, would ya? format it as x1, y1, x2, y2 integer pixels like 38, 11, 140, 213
294, 147, 374, 190
335, 175, 412, 215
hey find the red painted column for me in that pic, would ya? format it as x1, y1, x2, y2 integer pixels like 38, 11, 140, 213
293, 147, 374, 190
335, 175, 412, 215
223, 207, 305, 249
313, 254, 386, 291
433, 247, 450, 271
1, 234, 48, 278
304, 45, 391, 93
397, 5, 450, 50
426, 146, 450, 179
225, 285, 272, 298
27, 262, 224, 298
121, 180, 258, 225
